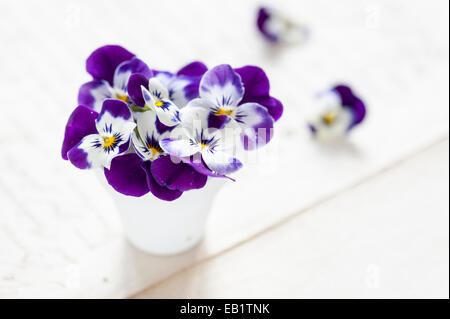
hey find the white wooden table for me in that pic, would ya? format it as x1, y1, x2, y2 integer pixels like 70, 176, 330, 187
0, 0, 448, 298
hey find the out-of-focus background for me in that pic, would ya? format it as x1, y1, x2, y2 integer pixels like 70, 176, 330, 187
0, 0, 448, 298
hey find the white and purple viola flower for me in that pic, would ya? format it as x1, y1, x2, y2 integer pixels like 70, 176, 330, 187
160, 108, 243, 176
307, 85, 366, 142
62, 99, 135, 169
184, 64, 277, 150
78, 45, 151, 112
62, 45, 283, 201
103, 111, 208, 201
257, 6, 309, 45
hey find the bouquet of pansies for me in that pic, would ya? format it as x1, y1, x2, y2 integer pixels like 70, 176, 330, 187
61, 45, 283, 201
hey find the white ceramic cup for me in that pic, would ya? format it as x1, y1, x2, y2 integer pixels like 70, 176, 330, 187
97, 170, 226, 255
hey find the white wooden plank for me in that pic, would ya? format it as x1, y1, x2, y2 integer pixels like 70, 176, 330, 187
136, 140, 449, 299
0, 0, 448, 298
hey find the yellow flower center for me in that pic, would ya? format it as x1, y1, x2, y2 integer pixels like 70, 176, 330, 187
154, 100, 164, 107
200, 143, 208, 149
149, 146, 161, 158
322, 112, 337, 125
115, 93, 128, 103
215, 108, 233, 116
103, 136, 117, 148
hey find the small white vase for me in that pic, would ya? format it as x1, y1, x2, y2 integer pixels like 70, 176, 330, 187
96, 170, 226, 256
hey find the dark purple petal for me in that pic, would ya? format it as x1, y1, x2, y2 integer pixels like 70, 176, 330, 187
127, 73, 149, 107
97, 99, 131, 122
118, 140, 130, 154
235, 65, 270, 100
150, 156, 207, 191
86, 45, 135, 85
257, 7, 279, 43
141, 161, 183, 201
348, 97, 367, 130
332, 85, 366, 130
333, 85, 356, 107
155, 118, 175, 135
207, 112, 231, 129
67, 144, 91, 169
104, 153, 150, 197
181, 76, 202, 102
113, 57, 152, 90
180, 155, 234, 181
176, 61, 208, 77
61, 106, 99, 160
249, 95, 283, 122
78, 80, 112, 110
234, 65, 283, 122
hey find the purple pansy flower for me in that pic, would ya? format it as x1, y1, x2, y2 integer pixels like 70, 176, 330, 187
184, 64, 275, 150
63, 99, 136, 169
152, 61, 208, 108
140, 78, 182, 127
104, 110, 208, 200
127, 61, 207, 111
160, 108, 243, 176
308, 85, 366, 141
131, 111, 174, 161
257, 7, 309, 44
78, 45, 151, 112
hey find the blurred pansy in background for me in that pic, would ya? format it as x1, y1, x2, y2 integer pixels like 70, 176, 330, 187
307, 85, 366, 142
257, 6, 309, 45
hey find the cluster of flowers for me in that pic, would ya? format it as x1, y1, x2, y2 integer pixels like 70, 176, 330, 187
61, 45, 283, 201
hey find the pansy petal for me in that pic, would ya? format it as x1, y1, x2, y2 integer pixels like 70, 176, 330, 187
333, 85, 356, 107
133, 111, 159, 141
235, 103, 274, 150
176, 61, 208, 77
257, 7, 279, 42
132, 111, 167, 161
127, 73, 149, 107
249, 95, 283, 122
68, 134, 116, 169
152, 71, 174, 90
96, 100, 135, 152
348, 97, 366, 129
86, 45, 135, 85
141, 161, 183, 201
96, 99, 133, 134
131, 130, 150, 161
148, 78, 169, 100
151, 156, 207, 191
78, 80, 113, 112
180, 155, 232, 180
199, 64, 244, 106
235, 65, 270, 100
202, 149, 243, 175
160, 138, 200, 158
61, 106, 99, 160
104, 153, 150, 197
141, 86, 154, 106
208, 113, 231, 129
113, 57, 152, 92
169, 76, 201, 108
153, 100, 181, 127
